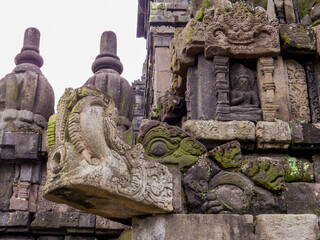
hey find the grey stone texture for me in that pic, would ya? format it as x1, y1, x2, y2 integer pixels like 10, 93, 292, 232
186, 55, 215, 120
280, 24, 317, 54
284, 183, 320, 214
255, 214, 319, 240
182, 120, 256, 149
132, 214, 254, 240
256, 121, 291, 149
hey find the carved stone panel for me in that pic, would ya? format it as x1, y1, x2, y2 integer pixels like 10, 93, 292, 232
204, 1, 280, 58
284, 60, 310, 122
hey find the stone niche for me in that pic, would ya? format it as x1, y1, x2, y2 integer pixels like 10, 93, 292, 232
187, 56, 262, 121
171, 0, 281, 122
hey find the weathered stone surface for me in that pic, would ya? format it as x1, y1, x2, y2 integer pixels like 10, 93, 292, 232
208, 141, 242, 171
242, 157, 284, 192
84, 31, 135, 125
132, 214, 254, 240
284, 183, 320, 214
0, 163, 14, 211
169, 168, 185, 213
44, 87, 173, 219
255, 214, 318, 240
305, 61, 320, 123
154, 47, 172, 98
0, 211, 30, 232
186, 55, 215, 120
256, 121, 291, 149
280, 24, 317, 54
291, 122, 320, 149
9, 181, 30, 211
0, 132, 40, 160
0, 28, 54, 125
182, 120, 256, 149
228, 63, 262, 121
283, 157, 314, 182
311, 2, 320, 21
183, 157, 221, 213
256, 57, 279, 121
38, 237, 64, 240
138, 120, 206, 171
95, 216, 127, 235
204, 1, 280, 58
284, 59, 311, 122
284, 0, 296, 23
31, 212, 95, 234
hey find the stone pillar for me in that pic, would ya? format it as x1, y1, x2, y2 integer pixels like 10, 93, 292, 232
186, 55, 215, 120
213, 56, 230, 121
257, 57, 279, 121
305, 61, 320, 123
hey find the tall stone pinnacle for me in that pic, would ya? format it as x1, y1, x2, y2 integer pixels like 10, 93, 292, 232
13, 27, 44, 74
91, 31, 123, 74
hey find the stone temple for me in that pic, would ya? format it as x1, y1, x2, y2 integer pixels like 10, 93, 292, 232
2, 0, 320, 239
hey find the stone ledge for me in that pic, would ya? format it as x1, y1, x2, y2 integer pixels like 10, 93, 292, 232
255, 214, 319, 240
132, 214, 254, 240
182, 120, 256, 150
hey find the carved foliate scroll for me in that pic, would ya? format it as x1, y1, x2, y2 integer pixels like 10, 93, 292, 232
285, 60, 310, 122
44, 86, 173, 219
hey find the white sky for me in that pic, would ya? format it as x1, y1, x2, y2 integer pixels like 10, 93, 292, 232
0, 0, 146, 107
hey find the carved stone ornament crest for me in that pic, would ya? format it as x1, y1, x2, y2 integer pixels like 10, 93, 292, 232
205, 1, 280, 58
44, 86, 173, 219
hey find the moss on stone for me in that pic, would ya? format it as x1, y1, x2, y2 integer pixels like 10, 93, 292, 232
241, 158, 284, 193
197, 7, 206, 21
297, 0, 310, 19
47, 114, 57, 151
209, 142, 242, 171
283, 157, 314, 182
311, 18, 320, 27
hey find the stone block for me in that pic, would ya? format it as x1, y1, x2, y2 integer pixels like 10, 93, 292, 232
0, 163, 14, 211
283, 158, 314, 182
0, 132, 40, 160
284, 0, 296, 23
284, 183, 320, 214
280, 24, 316, 54
20, 163, 33, 182
0, 211, 30, 232
65, 237, 97, 240
182, 120, 256, 149
255, 214, 318, 240
95, 216, 127, 236
132, 214, 254, 240
153, 35, 173, 47
169, 168, 185, 213
31, 212, 95, 234
37, 237, 64, 240
256, 121, 291, 149
291, 122, 320, 149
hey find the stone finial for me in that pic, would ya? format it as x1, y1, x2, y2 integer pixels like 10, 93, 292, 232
91, 31, 123, 74
100, 31, 117, 55
13, 27, 44, 74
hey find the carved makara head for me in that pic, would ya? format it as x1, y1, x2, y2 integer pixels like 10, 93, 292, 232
138, 120, 207, 171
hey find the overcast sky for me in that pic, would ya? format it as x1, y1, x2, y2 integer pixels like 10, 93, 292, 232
0, 0, 146, 106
